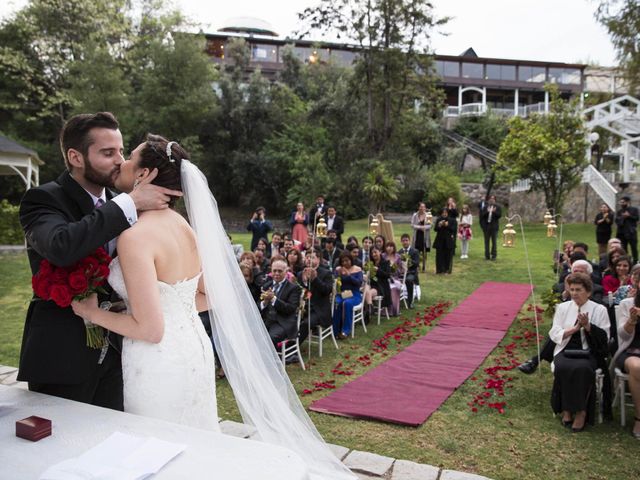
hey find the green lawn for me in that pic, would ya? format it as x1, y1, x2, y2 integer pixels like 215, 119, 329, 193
2, 219, 639, 480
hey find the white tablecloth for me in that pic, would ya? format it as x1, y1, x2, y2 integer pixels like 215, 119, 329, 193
0, 385, 309, 480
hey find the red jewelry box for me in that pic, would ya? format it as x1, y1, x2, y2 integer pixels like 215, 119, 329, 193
16, 416, 52, 442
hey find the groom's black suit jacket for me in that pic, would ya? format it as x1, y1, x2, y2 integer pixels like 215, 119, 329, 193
260, 279, 301, 340
18, 171, 131, 385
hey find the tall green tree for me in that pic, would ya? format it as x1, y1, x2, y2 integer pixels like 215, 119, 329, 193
495, 87, 589, 214
595, 0, 640, 94
298, 0, 446, 152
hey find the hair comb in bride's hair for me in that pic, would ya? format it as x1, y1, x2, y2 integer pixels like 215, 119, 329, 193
166, 141, 176, 163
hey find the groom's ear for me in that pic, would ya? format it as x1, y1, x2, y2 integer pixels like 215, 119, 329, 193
67, 149, 84, 171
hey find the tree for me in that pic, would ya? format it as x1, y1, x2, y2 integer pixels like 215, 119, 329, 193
595, 0, 640, 94
363, 163, 399, 212
494, 87, 589, 214
298, 0, 446, 152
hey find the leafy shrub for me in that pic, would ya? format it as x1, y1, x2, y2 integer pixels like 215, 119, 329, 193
423, 163, 462, 211
0, 200, 24, 245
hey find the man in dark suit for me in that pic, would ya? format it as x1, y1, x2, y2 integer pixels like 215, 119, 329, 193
322, 237, 342, 271
616, 195, 639, 263
399, 233, 420, 308
480, 194, 502, 261
247, 206, 273, 252
260, 259, 302, 348
18, 112, 177, 410
325, 206, 344, 243
346, 244, 363, 268
296, 249, 333, 344
309, 195, 327, 225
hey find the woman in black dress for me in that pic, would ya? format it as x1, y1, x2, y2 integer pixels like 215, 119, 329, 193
594, 203, 615, 256
367, 246, 392, 313
433, 207, 457, 274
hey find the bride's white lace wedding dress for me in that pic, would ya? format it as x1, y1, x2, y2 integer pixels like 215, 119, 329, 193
109, 257, 219, 431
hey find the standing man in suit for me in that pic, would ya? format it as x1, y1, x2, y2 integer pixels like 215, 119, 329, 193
296, 249, 333, 344
399, 233, 420, 308
309, 195, 326, 224
247, 206, 273, 251
18, 112, 178, 410
325, 206, 344, 244
480, 194, 502, 261
260, 259, 302, 348
616, 195, 639, 263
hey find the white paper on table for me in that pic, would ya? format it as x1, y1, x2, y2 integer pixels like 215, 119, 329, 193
39, 431, 186, 480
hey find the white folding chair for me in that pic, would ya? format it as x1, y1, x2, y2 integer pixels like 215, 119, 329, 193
399, 261, 409, 310
278, 292, 306, 370
309, 281, 339, 356
414, 284, 421, 302
373, 295, 390, 325
351, 297, 367, 338
613, 368, 633, 426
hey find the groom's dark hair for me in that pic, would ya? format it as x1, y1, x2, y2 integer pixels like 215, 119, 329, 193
60, 112, 119, 170
141, 134, 188, 208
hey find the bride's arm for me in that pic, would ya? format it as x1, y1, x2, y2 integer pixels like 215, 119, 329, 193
71, 229, 165, 343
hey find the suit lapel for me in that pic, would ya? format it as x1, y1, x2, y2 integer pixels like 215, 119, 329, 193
58, 171, 95, 218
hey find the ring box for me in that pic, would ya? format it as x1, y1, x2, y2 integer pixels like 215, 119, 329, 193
16, 416, 52, 442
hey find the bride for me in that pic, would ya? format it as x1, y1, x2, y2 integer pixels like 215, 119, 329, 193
72, 135, 354, 479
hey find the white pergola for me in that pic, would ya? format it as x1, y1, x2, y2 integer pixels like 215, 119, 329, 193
0, 134, 43, 190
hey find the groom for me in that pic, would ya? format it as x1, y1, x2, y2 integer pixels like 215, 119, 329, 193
18, 112, 180, 410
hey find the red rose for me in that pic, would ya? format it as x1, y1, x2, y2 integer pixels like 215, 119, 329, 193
94, 248, 112, 265
38, 259, 53, 276
81, 256, 99, 275
51, 267, 69, 285
49, 284, 73, 307
32, 274, 52, 299
68, 270, 89, 295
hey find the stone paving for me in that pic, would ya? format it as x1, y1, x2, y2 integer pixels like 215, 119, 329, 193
0, 365, 493, 480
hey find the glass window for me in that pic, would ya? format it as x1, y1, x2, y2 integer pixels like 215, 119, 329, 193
501, 65, 516, 81
331, 49, 356, 67
462, 62, 483, 79
206, 39, 225, 59
518, 65, 546, 83
251, 43, 277, 62
549, 68, 581, 85
443, 61, 459, 77
486, 64, 501, 80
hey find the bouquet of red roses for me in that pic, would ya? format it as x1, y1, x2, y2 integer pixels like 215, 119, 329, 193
32, 247, 112, 349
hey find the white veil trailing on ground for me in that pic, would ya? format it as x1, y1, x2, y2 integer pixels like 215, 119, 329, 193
180, 160, 355, 480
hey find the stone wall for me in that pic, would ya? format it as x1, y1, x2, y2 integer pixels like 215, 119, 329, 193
509, 184, 610, 223
460, 183, 510, 214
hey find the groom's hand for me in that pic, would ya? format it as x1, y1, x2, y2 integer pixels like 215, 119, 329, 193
129, 168, 183, 211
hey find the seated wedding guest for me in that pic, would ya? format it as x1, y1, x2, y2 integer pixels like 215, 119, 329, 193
290, 202, 309, 246
332, 253, 363, 339
360, 236, 374, 264
256, 237, 270, 257
346, 243, 363, 268
296, 249, 333, 345
383, 241, 404, 316
260, 259, 302, 348
322, 237, 342, 272
241, 264, 262, 304
595, 203, 615, 256
253, 248, 269, 275
301, 236, 315, 256
346, 235, 359, 247
374, 234, 386, 251
571, 242, 601, 282
228, 234, 244, 261
612, 289, 640, 439
433, 207, 457, 274
518, 261, 634, 375
458, 204, 473, 260
247, 206, 273, 251
549, 273, 609, 432
239, 251, 265, 287
282, 236, 296, 256
557, 252, 601, 287
269, 232, 283, 258
603, 255, 632, 301
600, 243, 624, 275
399, 233, 420, 308
555, 240, 575, 276
326, 229, 344, 250
366, 246, 391, 318
556, 259, 604, 304
286, 248, 305, 276
325, 206, 344, 244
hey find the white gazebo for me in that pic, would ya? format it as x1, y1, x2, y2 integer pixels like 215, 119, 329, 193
0, 134, 43, 190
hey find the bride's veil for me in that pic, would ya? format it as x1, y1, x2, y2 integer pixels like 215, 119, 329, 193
180, 160, 355, 480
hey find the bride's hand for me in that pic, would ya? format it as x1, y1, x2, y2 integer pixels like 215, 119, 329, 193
71, 293, 99, 321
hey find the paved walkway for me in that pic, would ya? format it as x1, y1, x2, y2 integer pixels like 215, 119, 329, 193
0, 365, 492, 480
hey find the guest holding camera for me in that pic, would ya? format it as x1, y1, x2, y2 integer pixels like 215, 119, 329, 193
594, 203, 615, 256
247, 206, 273, 251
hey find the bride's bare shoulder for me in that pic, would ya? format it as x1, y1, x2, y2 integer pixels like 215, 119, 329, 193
118, 210, 190, 246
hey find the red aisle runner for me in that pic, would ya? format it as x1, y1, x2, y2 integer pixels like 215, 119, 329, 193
309, 281, 532, 426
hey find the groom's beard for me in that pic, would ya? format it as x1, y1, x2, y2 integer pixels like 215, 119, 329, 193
84, 158, 118, 189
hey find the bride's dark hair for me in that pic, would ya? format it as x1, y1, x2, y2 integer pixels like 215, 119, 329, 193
139, 133, 188, 208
